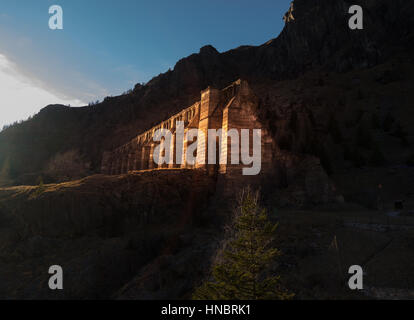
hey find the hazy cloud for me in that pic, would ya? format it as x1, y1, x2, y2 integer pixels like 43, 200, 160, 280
0, 53, 85, 129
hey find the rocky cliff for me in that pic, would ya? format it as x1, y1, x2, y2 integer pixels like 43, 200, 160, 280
0, 0, 414, 299
1, 0, 413, 189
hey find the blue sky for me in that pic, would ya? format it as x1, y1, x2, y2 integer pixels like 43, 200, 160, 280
0, 0, 291, 128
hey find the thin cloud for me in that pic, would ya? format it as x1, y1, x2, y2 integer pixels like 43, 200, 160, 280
0, 53, 85, 129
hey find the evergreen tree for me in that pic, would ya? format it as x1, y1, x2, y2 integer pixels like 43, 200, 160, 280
193, 188, 293, 300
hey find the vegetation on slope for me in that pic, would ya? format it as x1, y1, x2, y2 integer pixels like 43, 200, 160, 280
193, 188, 293, 300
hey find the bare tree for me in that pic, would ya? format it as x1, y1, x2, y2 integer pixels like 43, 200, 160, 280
45, 149, 90, 182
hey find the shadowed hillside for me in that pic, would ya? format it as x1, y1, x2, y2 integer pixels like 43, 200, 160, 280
1, 0, 413, 186
1, 0, 414, 299
1, 170, 413, 299
0, 169, 220, 299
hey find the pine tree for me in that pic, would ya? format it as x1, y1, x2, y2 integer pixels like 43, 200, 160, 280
193, 188, 293, 300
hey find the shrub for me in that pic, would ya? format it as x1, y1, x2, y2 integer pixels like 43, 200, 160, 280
32, 176, 46, 197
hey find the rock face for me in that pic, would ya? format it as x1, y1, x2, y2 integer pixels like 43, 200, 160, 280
100, 78, 343, 206
1, 0, 413, 188
0, 1, 412, 207
0, 0, 413, 299
271, 153, 342, 208
101, 80, 270, 176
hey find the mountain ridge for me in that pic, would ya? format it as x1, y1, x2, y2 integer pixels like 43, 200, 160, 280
0, 0, 413, 186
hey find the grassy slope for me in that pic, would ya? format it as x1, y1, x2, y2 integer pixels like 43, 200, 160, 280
0, 169, 220, 299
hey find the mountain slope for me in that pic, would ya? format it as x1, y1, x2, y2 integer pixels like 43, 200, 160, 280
0, 0, 413, 186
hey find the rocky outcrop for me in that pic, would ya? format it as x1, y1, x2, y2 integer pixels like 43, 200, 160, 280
272, 154, 343, 208
1, 0, 413, 185
0, 0, 413, 300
